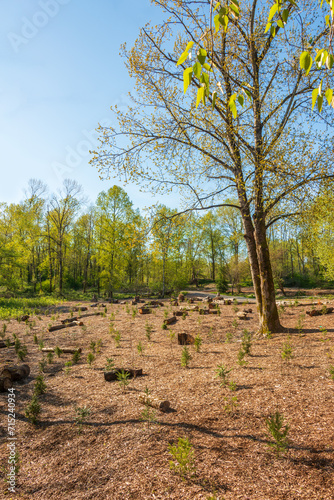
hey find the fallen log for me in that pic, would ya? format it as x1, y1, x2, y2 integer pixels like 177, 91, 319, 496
178, 333, 195, 345
179, 305, 199, 312
209, 309, 219, 315
48, 321, 83, 332
72, 306, 88, 312
306, 307, 334, 317
104, 368, 143, 382
178, 293, 185, 302
20, 315, 30, 322
41, 347, 82, 354
145, 301, 164, 307
0, 341, 15, 349
199, 308, 210, 315
173, 311, 188, 317
61, 312, 102, 324
164, 316, 177, 325
139, 307, 151, 315
0, 377, 12, 392
138, 394, 170, 412
1, 364, 30, 381
236, 311, 248, 319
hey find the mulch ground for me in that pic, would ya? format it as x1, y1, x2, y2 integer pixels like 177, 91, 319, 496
0, 295, 333, 499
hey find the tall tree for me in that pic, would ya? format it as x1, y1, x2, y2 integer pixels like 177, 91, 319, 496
91, 0, 334, 332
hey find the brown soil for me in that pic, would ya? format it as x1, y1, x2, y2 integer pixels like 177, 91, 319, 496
1, 297, 334, 499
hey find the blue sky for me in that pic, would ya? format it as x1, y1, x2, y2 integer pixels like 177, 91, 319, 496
0, 0, 181, 209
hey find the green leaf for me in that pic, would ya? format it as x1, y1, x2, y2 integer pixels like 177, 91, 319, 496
220, 14, 229, 32
282, 9, 289, 23
312, 88, 318, 110
213, 2, 221, 12
203, 63, 213, 72
277, 19, 284, 28
177, 51, 189, 66
183, 67, 193, 93
231, 0, 239, 6
196, 86, 205, 108
317, 94, 323, 113
325, 88, 333, 105
270, 25, 276, 37
300, 52, 312, 75
212, 91, 217, 110
315, 49, 324, 63
192, 61, 202, 79
197, 48, 207, 65
268, 3, 278, 22
237, 94, 244, 106
200, 72, 209, 87
242, 88, 252, 100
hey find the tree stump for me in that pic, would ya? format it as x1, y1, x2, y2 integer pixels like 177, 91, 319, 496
0, 377, 12, 392
173, 311, 188, 317
138, 394, 170, 412
178, 333, 195, 345
236, 311, 247, 319
1, 364, 30, 382
164, 316, 177, 325
178, 293, 185, 302
139, 307, 151, 315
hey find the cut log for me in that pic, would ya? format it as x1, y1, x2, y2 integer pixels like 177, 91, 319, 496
138, 394, 170, 412
179, 305, 199, 312
173, 311, 188, 317
0, 377, 12, 392
104, 368, 143, 382
145, 301, 164, 307
139, 307, 151, 315
48, 321, 83, 332
224, 299, 232, 305
0, 341, 15, 349
20, 315, 30, 322
306, 307, 334, 317
164, 316, 177, 325
199, 309, 210, 315
209, 309, 219, 315
171, 300, 179, 306
73, 306, 88, 312
236, 311, 247, 319
61, 312, 101, 324
178, 333, 195, 345
41, 347, 82, 354
244, 308, 253, 314
90, 303, 98, 307
178, 293, 185, 302
1, 364, 30, 381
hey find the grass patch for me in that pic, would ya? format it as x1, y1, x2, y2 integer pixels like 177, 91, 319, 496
0, 297, 61, 320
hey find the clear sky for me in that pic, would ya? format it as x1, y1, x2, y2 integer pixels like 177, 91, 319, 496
0, 0, 181, 210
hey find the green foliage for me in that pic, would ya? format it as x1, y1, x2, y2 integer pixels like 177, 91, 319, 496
181, 346, 192, 368
328, 365, 334, 380
113, 330, 121, 348
105, 357, 115, 371
215, 363, 232, 386
223, 395, 238, 413
140, 388, 157, 429
72, 349, 81, 364
34, 374, 47, 396
87, 352, 95, 366
74, 405, 91, 433
25, 394, 41, 424
0, 296, 60, 320
168, 437, 195, 479
225, 331, 233, 343
237, 348, 248, 366
64, 361, 72, 375
194, 334, 202, 352
46, 352, 54, 364
39, 359, 47, 373
281, 338, 294, 362
265, 411, 289, 456
54, 346, 63, 357
89, 340, 96, 353
137, 341, 144, 355
145, 322, 153, 341
241, 329, 252, 355
117, 369, 130, 392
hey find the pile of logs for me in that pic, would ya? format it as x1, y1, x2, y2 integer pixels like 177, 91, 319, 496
0, 364, 30, 392
138, 394, 170, 412
306, 307, 334, 317
178, 333, 195, 345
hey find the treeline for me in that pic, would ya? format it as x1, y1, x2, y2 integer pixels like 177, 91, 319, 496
0, 179, 332, 297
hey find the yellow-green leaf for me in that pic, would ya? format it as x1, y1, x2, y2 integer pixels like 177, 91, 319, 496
183, 67, 193, 93
264, 22, 272, 34
300, 52, 312, 75
229, 94, 237, 118
213, 2, 221, 12
317, 94, 323, 113
277, 19, 284, 28
196, 86, 205, 108
198, 48, 207, 65
203, 63, 213, 72
230, 3, 239, 17
214, 14, 220, 32
193, 61, 202, 79
326, 54, 334, 69
177, 51, 189, 66
325, 88, 333, 106
312, 88, 318, 110
282, 9, 289, 23
268, 3, 278, 22
185, 41, 194, 52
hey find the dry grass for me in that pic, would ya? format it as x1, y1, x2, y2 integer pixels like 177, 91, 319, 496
0, 296, 334, 499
